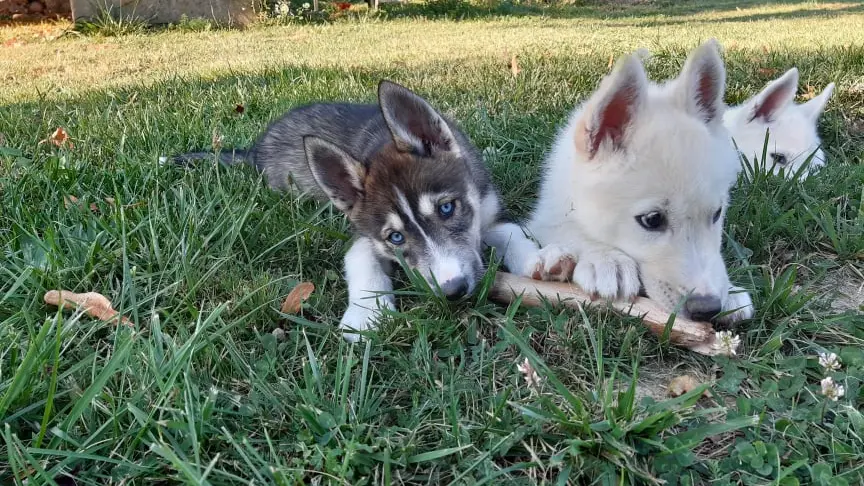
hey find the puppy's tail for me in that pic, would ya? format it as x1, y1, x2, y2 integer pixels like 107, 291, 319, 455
172, 148, 253, 168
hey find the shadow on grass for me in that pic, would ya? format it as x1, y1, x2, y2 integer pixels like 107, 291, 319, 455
1, 43, 860, 225
376, 0, 864, 22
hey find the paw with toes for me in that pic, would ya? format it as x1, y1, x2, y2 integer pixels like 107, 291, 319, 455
572, 249, 640, 300
525, 245, 576, 282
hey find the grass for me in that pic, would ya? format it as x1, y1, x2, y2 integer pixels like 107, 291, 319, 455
1, 0, 863, 483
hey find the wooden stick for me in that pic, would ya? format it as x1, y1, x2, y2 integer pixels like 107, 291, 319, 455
489, 272, 730, 356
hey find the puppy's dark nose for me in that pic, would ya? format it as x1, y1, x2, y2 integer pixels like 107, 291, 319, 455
684, 294, 723, 322
440, 277, 469, 301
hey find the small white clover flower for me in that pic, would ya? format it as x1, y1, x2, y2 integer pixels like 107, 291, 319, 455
713, 331, 741, 356
820, 376, 845, 401
818, 352, 842, 372
517, 357, 543, 393
302, 2, 311, 8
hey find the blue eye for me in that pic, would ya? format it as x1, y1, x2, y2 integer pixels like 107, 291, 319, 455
388, 232, 405, 245
438, 201, 455, 218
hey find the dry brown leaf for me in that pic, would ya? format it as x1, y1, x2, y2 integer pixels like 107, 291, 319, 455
3, 38, 24, 48
44, 290, 133, 327
212, 129, 224, 151
668, 374, 712, 398
509, 54, 520, 77
280, 281, 315, 314
49, 127, 70, 147
41, 127, 73, 148
758, 67, 778, 77
800, 85, 817, 100
607, 53, 614, 71
64, 195, 100, 212
234, 104, 245, 114
63, 195, 79, 208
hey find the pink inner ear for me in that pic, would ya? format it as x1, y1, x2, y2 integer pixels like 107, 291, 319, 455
590, 84, 638, 156
751, 81, 794, 122
697, 70, 719, 122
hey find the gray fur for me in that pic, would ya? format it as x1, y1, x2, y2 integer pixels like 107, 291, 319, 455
250, 102, 493, 202
175, 83, 495, 204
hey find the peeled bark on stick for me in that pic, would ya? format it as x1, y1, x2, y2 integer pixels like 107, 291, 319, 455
489, 271, 731, 356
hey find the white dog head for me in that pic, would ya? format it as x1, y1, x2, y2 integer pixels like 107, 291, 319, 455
723, 68, 834, 178
567, 40, 744, 321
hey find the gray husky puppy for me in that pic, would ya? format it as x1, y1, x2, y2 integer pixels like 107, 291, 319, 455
177, 80, 525, 342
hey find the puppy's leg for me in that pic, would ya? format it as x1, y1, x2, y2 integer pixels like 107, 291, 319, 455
571, 241, 641, 300
340, 237, 395, 343
484, 221, 539, 272
717, 285, 755, 326
484, 222, 576, 282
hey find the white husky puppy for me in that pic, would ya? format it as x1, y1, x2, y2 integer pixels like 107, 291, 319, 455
723, 67, 834, 178
486, 40, 754, 325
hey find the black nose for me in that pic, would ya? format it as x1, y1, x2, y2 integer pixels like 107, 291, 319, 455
684, 294, 723, 322
440, 277, 469, 301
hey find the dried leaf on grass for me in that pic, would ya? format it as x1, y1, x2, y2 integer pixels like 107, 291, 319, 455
64, 195, 99, 212
44, 290, 132, 327
280, 282, 315, 314
40, 127, 74, 148
212, 128, 224, 150
509, 54, 520, 77
65, 195, 145, 213
800, 85, 817, 100
668, 374, 712, 398
758, 67, 779, 77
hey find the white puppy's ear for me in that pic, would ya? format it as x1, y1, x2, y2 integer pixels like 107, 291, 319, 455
378, 80, 461, 157
748, 67, 799, 123
799, 82, 835, 122
304, 136, 366, 213
677, 39, 726, 126
576, 54, 647, 160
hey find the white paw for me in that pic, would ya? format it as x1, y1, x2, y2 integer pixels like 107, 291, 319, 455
718, 286, 754, 325
339, 297, 394, 343
523, 244, 576, 282
572, 248, 640, 300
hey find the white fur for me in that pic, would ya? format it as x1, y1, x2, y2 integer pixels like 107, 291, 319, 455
492, 41, 754, 324
723, 67, 834, 178
483, 221, 542, 274
340, 237, 396, 343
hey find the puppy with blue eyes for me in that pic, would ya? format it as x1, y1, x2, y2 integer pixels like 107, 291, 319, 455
177, 80, 532, 342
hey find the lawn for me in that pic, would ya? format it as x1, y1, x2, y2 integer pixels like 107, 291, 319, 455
1, 0, 863, 483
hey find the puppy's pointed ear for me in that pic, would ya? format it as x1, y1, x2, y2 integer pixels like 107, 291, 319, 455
304, 136, 366, 213
575, 54, 647, 160
748, 67, 799, 123
378, 80, 461, 157
677, 39, 727, 126
799, 82, 834, 122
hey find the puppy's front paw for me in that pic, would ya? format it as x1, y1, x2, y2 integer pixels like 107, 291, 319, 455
340, 297, 394, 343
572, 248, 640, 300
717, 286, 754, 328
524, 244, 576, 282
